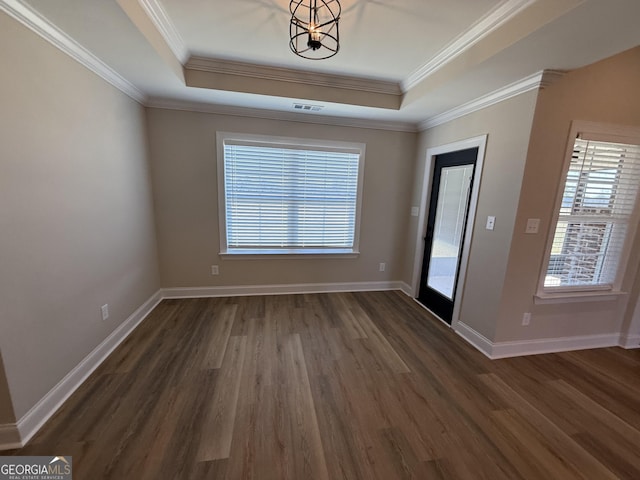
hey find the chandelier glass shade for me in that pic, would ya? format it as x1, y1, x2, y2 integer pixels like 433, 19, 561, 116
289, 0, 341, 60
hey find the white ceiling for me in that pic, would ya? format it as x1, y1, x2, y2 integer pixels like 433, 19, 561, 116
7, 0, 640, 129
161, 0, 500, 79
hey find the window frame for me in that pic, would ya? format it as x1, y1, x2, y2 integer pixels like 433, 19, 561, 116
216, 131, 366, 257
536, 121, 640, 302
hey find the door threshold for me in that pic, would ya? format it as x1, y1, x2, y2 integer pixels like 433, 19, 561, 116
411, 298, 452, 328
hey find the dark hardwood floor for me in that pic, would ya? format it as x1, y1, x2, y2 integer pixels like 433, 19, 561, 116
11, 291, 640, 479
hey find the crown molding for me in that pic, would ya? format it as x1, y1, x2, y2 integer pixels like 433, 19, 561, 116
138, 0, 189, 63
539, 69, 566, 88
402, 0, 536, 92
145, 98, 418, 133
419, 70, 551, 131
186, 56, 402, 96
0, 0, 145, 103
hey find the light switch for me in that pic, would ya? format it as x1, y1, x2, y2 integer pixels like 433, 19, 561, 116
411, 206, 419, 217
486, 216, 496, 231
525, 218, 540, 234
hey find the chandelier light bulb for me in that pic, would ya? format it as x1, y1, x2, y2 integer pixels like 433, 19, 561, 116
290, 0, 341, 60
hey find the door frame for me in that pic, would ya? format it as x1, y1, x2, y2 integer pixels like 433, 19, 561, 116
411, 135, 487, 329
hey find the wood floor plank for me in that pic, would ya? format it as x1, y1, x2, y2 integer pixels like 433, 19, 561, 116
224, 317, 276, 480
27, 371, 127, 444
491, 409, 589, 480
548, 379, 640, 475
488, 357, 585, 436
378, 427, 422, 480
153, 370, 219, 480
481, 373, 619, 480
421, 459, 448, 480
321, 346, 399, 480
201, 304, 237, 370
385, 374, 449, 462
333, 292, 368, 339
310, 373, 379, 480
571, 432, 640, 480
562, 348, 640, 394
345, 296, 411, 374
283, 334, 330, 480
528, 352, 640, 430
127, 370, 217, 480
549, 378, 640, 446
105, 299, 182, 374
191, 459, 228, 480
197, 335, 247, 462
10, 292, 640, 480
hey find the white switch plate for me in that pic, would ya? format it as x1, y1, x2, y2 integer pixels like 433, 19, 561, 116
525, 218, 540, 234
411, 206, 419, 217
522, 312, 531, 326
486, 216, 496, 231
379, 262, 386, 272
211, 265, 219, 275
101, 304, 109, 321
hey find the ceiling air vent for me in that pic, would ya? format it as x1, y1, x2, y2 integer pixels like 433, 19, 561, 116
293, 103, 324, 112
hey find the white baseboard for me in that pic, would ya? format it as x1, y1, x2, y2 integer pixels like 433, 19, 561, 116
162, 281, 405, 298
455, 321, 494, 358
0, 423, 21, 451
490, 333, 619, 359
619, 333, 640, 349
5, 290, 163, 450
455, 321, 620, 359
399, 282, 414, 297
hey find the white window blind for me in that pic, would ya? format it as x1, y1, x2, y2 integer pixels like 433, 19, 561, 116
222, 140, 362, 253
544, 137, 640, 288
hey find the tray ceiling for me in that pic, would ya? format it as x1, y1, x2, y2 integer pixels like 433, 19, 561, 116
5, 0, 640, 129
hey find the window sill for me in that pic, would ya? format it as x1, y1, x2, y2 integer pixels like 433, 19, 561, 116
534, 289, 627, 305
220, 249, 360, 259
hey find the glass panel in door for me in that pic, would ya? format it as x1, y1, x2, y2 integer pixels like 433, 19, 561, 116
426, 165, 473, 299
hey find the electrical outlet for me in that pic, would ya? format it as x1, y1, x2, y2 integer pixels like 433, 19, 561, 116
411, 206, 419, 217
211, 265, 219, 275
379, 262, 386, 272
525, 218, 540, 234
101, 304, 109, 321
522, 312, 531, 326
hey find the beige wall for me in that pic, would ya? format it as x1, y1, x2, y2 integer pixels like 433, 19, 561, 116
0, 13, 160, 419
409, 91, 539, 339
146, 108, 416, 288
0, 354, 15, 424
496, 47, 640, 342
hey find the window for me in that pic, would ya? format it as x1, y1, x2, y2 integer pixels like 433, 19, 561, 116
542, 123, 640, 293
217, 132, 365, 255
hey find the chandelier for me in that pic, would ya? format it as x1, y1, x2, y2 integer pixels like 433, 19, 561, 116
289, 0, 341, 60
